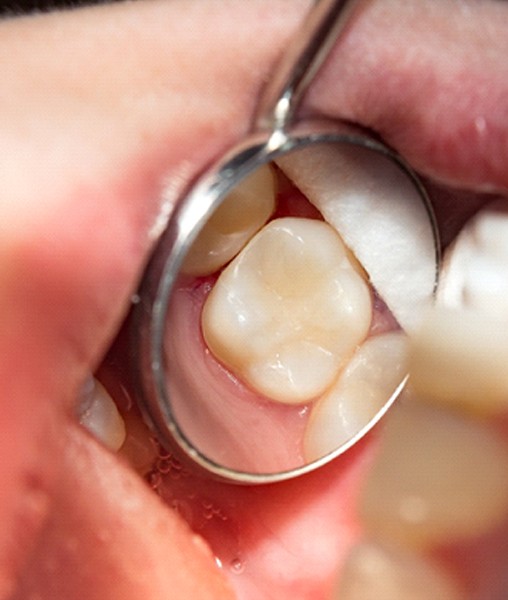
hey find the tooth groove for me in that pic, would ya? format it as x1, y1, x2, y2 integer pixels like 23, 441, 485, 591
202, 217, 372, 404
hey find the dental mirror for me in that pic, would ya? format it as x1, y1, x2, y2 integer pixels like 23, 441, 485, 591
132, 0, 440, 483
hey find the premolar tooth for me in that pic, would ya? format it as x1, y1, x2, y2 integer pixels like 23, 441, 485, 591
333, 540, 464, 600
359, 402, 508, 548
409, 306, 508, 414
77, 377, 126, 451
304, 332, 407, 461
182, 164, 276, 276
277, 146, 437, 332
202, 217, 372, 404
439, 201, 508, 316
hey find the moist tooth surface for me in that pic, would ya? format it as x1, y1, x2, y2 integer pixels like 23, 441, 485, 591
202, 217, 372, 404
304, 331, 407, 461
182, 164, 276, 276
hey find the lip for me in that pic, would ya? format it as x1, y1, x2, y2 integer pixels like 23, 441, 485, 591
2, 0, 508, 597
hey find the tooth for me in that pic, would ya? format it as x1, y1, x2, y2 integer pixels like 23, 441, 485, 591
277, 145, 438, 332
359, 402, 508, 548
439, 201, 508, 316
333, 540, 464, 600
202, 217, 372, 404
182, 163, 276, 276
409, 307, 508, 414
304, 332, 407, 462
77, 377, 126, 451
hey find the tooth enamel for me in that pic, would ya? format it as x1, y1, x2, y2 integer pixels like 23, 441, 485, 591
202, 217, 372, 404
277, 146, 437, 332
409, 306, 508, 414
359, 402, 508, 548
182, 164, 276, 276
333, 541, 464, 600
77, 377, 126, 451
439, 201, 508, 316
304, 332, 407, 461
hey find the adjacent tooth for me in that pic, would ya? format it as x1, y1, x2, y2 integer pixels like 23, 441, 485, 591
304, 332, 407, 461
182, 164, 276, 276
202, 217, 372, 404
77, 377, 126, 451
409, 307, 508, 414
359, 402, 508, 548
277, 145, 438, 332
439, 201, 508, 316
332, 540, 464, 600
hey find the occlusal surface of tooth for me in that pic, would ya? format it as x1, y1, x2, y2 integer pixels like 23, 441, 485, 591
277, 146, 438, 332
304, 332, 407, 462
439, 200, 508, 316
359, 401, 508, 548
77, 377, 126, 452
333, 540, 465, 600
409, 306, 508, 414
182, 164, 276, 276
202, 217, 372, 404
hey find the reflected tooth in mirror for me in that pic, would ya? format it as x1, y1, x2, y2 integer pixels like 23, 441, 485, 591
409, 306, 508, 414
277, 146, 437, 332
182, 164, 276, 276
359, 402, 508, 548
333, 540, 465, 600
202, 217, 372, 404
77, 377, 126, 451
439, 201, 508, 316
304, 332, 407, 461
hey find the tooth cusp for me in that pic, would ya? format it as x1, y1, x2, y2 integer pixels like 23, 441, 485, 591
304, 331, 408, 461
202, 217, 372, 404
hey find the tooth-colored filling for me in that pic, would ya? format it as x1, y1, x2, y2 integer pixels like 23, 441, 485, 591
359, 401, 508, 548
334, 541, 464, 600
304, 331, 407, 461
182, 164, 276, 276
77, 377, 126, 452
277, 146, 438, 332
201, 217, 372, 404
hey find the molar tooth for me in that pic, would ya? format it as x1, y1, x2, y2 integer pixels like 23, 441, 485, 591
277, 146, 437, 332
409, 307, 508, 414
202, 217, 372, 404
304, 332, 407, 461
182, 164, 276, 276
439, 201, 508, 316
359, 402, 508, 548
332, 540, 464, 600
77, 377, 126, 451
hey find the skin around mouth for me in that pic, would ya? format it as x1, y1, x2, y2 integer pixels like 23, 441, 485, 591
2, 1, 508, 600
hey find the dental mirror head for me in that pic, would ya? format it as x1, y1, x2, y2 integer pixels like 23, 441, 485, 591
132, 0, 440, 484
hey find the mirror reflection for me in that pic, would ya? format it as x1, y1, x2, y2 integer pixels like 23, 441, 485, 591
163, 142, 438, 474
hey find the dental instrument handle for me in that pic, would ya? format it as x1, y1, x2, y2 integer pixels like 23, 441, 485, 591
254, 0, 363, 133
